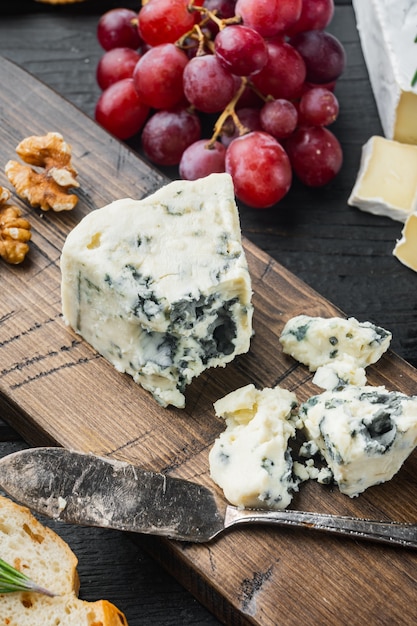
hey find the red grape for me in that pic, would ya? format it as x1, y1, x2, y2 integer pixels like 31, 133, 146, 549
287, 0, 334, 36
298, 87, 339, 126
138, 0, 195, 47
203, 0, 236, 19
235, 0, 302, 38
252, 41, 306, 100
141, 107, 201, 165
179, 139, 226, 179
96, 48, 141, 90
95, 78, 149, 140
183, 54, 236, 113
97, 9, 141, 51
285, 126, 342, 186
225, 131, 292, 208
133, 44, 188, 109
260, 99, 298, 139
290, 30, 346, 84
93, 0, 346, 210
214, 25, 268, 76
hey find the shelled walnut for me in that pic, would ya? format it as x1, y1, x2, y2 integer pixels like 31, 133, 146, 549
0, 186, 31, 265
6, 132, 79, 212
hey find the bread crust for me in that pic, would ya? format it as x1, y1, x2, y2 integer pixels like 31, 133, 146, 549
0, 495, 128, 625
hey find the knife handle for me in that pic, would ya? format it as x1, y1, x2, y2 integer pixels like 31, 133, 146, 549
224, 507, 417, 549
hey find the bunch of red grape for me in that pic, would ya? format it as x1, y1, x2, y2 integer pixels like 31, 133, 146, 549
95, 0, 345, 209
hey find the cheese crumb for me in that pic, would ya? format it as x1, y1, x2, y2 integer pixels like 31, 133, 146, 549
209, 384, 299, 510
279, 315, 391, 375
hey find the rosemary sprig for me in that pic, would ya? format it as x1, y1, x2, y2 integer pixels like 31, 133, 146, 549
0, 558, 56, 596
413, 35, 417, 87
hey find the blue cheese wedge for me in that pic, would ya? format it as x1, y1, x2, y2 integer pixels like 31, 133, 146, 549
209, 384, 299, 509
300, 385, 417, 497
279, 315, 391, 377
60, 173, 253, 408
352, 0, 417, 145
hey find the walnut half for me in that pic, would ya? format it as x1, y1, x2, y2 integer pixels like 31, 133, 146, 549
6, 132, 79, 212
0, 186, 31, 264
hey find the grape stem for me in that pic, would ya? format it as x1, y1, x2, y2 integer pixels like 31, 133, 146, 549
176, 2, 269, 149
207, 77, 249, 147
177, 21, 215, 55
177, 5, 241, 55
188, 2, 241, 31
206, 77, 270, 148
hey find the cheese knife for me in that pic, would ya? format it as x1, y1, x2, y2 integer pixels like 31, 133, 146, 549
0, 447, 416, 548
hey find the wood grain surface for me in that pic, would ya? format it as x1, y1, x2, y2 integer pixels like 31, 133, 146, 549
1, 56, 417, 625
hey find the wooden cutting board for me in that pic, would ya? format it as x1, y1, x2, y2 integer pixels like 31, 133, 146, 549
1, 56, 417, 625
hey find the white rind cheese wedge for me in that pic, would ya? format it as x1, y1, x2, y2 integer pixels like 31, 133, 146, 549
300, 385, 417, 497
209, 384, 299, 510
393, 213, 417, 271
348, 136, 417, 222
60, 173, 253, 408
352, 0, 417, 145
279, 315, 391, 373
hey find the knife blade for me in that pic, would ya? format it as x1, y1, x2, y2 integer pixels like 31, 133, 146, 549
1, 447, 417, 548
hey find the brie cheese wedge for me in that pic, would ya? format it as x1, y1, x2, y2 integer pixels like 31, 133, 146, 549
352, 0, 417, 144
348, 136, 417, 222
393, 213, 417, 271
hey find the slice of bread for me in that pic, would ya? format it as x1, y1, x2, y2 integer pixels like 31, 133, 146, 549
0, 494, 128, 625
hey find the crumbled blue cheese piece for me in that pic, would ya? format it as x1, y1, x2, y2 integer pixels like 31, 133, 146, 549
300, 385, 417, 497
209, 384, 299, 509
293, 460, 333, 485
312, 355, 367, 391
294, 442, 334, 485
293, 460, 316, 483
60, 174, 253, 408
279, 315, 391, 376
299, 440, 319, 458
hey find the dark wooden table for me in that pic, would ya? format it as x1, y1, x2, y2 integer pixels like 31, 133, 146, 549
0, 1, 416, 625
